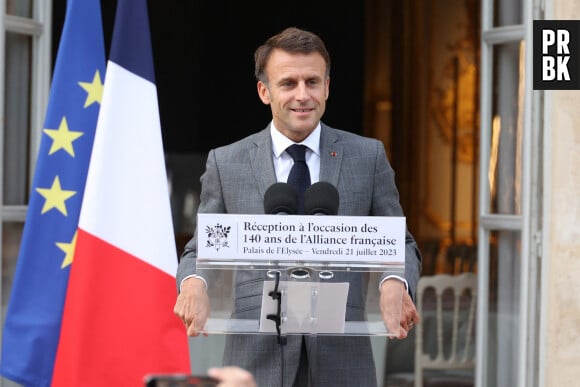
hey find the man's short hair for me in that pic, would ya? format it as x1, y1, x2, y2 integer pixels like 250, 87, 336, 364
254, 27, 331, 83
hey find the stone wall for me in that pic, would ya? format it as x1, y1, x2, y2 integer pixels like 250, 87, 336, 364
545, 0, 580, 385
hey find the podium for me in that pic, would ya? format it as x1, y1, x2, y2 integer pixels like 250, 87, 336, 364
195, 213, 406, 338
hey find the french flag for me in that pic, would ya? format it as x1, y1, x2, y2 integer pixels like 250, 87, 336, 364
52, 0, 190, 385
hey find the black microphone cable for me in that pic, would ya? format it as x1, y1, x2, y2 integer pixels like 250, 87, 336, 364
265, 270, 287, 386
263, 183, 296, 386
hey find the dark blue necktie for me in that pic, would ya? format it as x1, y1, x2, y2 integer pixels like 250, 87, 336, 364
286, 144, 311, 214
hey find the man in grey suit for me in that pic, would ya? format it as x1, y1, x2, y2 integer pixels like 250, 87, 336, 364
174, 27, 422, 386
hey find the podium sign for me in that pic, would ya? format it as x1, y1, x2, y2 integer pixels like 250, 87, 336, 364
197, 213, 405, 269
196, 213, 406, 337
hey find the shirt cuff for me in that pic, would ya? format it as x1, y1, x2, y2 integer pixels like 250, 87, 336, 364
179, 274, 208, 292
379, 275, 409, 292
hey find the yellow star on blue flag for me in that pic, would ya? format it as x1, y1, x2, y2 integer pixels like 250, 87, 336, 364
43, 117, 84, 157
78, 70, 104, 108
56, 231, 78, 269
35, 176, 77, 216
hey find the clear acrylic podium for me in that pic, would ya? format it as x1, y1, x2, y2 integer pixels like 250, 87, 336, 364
196, 213, 406, 339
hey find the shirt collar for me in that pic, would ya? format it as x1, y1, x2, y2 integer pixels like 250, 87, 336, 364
270, 122, 321, 158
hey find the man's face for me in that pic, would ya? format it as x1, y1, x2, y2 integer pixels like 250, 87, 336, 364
257, 49, 330, 142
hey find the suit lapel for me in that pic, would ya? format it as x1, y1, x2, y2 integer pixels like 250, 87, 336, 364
249, 124, 343, 199
250, 127, 277, 199
319, 124, 343, 187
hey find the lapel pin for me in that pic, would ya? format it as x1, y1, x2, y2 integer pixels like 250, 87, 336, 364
330, 151, 337, 157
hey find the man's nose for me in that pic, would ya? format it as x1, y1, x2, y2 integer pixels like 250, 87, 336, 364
296, 82, 309, 101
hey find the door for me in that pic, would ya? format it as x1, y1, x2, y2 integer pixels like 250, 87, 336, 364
476, 0, 542, 386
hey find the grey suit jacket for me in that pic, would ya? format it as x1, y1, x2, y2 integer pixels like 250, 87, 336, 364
177, 123, 422, 386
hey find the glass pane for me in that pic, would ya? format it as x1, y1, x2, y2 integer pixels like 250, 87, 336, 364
493, 0, 522, 27
5, 0, 33, 18
1, 222, 25, 387
488, 42, 523, 215
2, 222, 23, 326
487, 230, 521, 386
3, 32, 32, 206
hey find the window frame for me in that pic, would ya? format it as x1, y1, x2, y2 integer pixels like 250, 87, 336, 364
477, 0, 541, 386
0, 3, 52, 381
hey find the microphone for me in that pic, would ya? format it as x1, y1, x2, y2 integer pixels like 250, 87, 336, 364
263, 183, 298, 214
304, 182, 339, 215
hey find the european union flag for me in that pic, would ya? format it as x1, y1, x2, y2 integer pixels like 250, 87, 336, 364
0, 0, 105, 385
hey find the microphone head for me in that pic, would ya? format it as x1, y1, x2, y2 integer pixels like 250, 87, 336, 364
304, 181, 339, 215
264, 183, 298, 214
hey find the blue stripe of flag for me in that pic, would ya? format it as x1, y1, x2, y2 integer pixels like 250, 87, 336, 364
109, 0, 156, 83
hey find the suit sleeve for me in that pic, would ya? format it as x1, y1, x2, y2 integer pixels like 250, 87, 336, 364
370, 141, 422, 300
176, 149, 226, 290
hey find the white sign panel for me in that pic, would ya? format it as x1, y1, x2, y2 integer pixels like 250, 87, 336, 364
259, 281, 349, 334
197, 213, 405, 264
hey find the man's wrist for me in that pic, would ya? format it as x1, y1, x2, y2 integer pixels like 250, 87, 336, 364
379, 275, 409, 292
180, 274, 208, 292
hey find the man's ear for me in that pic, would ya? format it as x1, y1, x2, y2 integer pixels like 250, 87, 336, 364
257, 81, 270, 105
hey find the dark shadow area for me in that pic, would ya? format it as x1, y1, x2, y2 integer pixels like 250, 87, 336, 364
52, 0, 365, 153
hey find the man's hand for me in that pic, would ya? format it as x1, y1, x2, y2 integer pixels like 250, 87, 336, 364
173, 277, 210, 337
380, 279, 421, 339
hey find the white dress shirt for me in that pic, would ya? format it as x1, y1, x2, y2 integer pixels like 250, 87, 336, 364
270, 122, 321, 184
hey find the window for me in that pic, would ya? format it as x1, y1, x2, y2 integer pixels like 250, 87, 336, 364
1, 3, 52, 386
